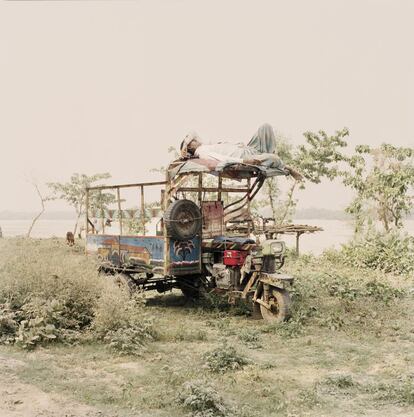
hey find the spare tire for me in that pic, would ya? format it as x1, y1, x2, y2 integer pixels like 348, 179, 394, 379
164, 199, 202, 240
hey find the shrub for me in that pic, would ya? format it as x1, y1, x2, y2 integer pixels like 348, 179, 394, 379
0, 303, 19, 344
104, 324, 156, 356
177, 380, 231, 417
203, 343, 248, 373
340, 231, 414, 275
0, 238, 157, 351
93, 290, 157, 356
0, 238, 104, 348
283, 253, 406, 334
238, 328, 262, 348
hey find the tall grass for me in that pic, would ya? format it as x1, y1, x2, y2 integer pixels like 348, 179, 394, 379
0, 238, 155, 351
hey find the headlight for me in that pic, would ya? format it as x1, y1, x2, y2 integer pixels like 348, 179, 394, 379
270, 241, 284, 255
262, 240, 285, 256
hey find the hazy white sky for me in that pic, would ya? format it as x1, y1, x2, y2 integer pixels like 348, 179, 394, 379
1, 0, 413, 212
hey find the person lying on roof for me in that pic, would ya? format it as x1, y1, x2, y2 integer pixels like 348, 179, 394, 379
179, 123, 303, 180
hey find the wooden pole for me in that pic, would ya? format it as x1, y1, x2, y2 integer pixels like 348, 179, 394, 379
88, 180, 166, 191
247, 177, 251, 235
141, 185, 145, 236
85, 188, 89, 237
296, 231, 303, 256
117, 188, 123, 235
99, 190, 105, 234
164, 170, 170, 275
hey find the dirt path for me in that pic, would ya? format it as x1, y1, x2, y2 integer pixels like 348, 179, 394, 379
0, 355, 112, 417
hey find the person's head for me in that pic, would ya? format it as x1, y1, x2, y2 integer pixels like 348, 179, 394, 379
180, 131, 202, 157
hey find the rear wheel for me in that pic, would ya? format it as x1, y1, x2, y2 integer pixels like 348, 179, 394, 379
113, 273, 136, 295
259, 288, 291, 322
177, 275, 206, 299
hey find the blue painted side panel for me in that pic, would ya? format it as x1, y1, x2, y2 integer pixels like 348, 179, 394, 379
86, 233, 201, 275
86, 234, 164, 268
120, 236, 164, 261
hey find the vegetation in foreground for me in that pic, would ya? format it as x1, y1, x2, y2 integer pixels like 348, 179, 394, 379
0, 237, 413, 416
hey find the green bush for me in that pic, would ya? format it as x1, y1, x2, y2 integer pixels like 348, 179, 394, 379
339, 231, 414, 275
203, 343, 248, 373
95, 292, 157, 356
238, 328, 262, 348
104, 323, 156, 356
177, 380, 231, 417
0, 239, 104, 348
283, 253, 406, 334
0, 238, 157, 351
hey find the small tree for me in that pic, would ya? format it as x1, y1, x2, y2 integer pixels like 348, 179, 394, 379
258, 128, 349, 224
342, 144, 414, 233
27, 181, 54, 238
48, 173, 115, 235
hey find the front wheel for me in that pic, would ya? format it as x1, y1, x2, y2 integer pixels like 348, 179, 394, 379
259, 288, 291, 322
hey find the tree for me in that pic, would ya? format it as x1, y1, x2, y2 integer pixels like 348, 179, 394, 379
342, 144, 414, 233
257, 128, 349, 224
27, 181, 54, 238
48, 173, 115, 235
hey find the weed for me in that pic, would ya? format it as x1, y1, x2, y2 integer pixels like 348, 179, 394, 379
296, 386, 322, 409
95, 293, 157, 355
323, 374, 356, 389
203, 343, 249, 373
198, 293, 251, 317
261, 320, 304, 338
163, 325, 207, 342
177, 380, 232, 417
238, 329, 262, 348
340, 231, 414, 275
0, 239, 158, 351
104, 320, 156, 356
363, 280, 405, 304
365, 378, 414, 406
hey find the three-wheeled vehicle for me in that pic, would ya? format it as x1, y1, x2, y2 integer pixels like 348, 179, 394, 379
85, 158, 294, 321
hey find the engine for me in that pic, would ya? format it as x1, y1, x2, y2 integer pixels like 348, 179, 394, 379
202, 250, 246, 290
202, 240, 286, 291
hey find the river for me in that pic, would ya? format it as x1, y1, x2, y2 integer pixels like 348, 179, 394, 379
1, 219, 413, 255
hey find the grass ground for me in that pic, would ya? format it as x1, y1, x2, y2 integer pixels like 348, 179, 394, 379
1, 238, 414, 416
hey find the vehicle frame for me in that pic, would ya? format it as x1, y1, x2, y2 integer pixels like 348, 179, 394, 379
85, 161, 294, 321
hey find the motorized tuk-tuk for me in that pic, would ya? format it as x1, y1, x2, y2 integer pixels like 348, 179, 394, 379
85, 157, 294, 322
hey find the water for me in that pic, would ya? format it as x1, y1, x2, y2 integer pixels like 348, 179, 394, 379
1, 219, 413, 255
1, 219, 77, 239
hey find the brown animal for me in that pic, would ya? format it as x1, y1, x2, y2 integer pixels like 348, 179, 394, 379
66, 231, 75, 246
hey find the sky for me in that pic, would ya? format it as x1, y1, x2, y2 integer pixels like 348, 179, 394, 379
1, 0, 413, 212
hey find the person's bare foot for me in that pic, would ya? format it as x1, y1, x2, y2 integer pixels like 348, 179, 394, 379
285, 165, 303, 181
